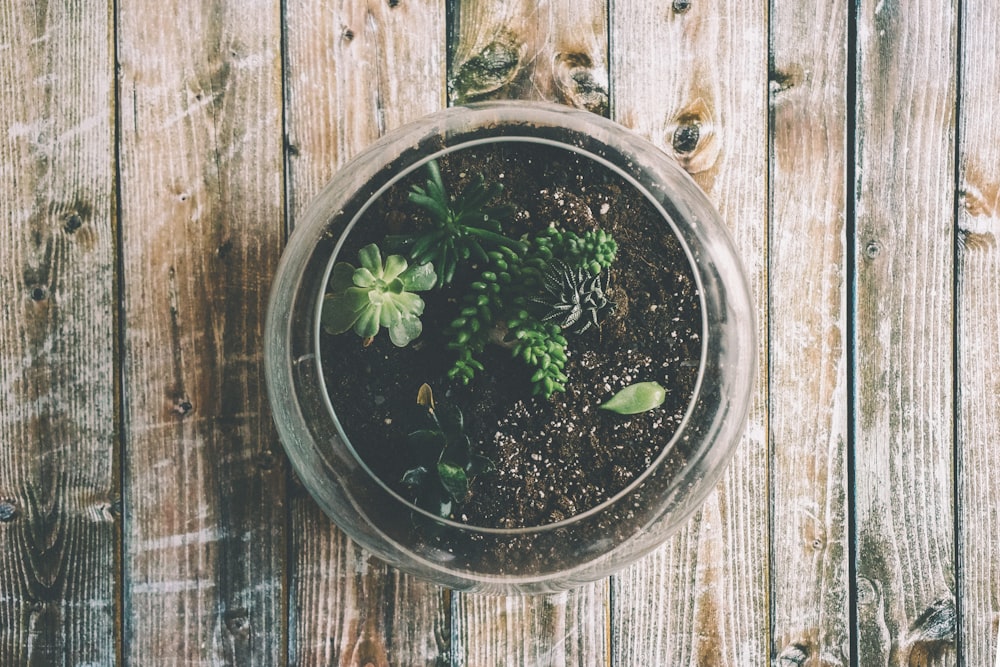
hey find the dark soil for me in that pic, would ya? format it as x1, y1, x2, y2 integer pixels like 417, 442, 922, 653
319, 141, 702, 530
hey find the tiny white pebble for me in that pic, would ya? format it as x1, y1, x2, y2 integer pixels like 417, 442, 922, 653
599, 202, 610, 215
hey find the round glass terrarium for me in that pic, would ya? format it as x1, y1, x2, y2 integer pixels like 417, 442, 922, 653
265, 101, 755, 594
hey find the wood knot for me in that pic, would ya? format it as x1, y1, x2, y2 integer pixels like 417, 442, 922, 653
257, 448, 279, 471
449, 37, 524, 103
672, 0, 692, 13
29, 285, 47, 301
554, 52, 608, 116
0, 500, 18, 522
63, 213, 84, 233
776, 642, 809, 666
672, 122, 700, 153
173, 399, 194, 416
769, 64, 803, 97
666, 98, 719, 174
856, 577, 878, 606
224, 608, 251, 638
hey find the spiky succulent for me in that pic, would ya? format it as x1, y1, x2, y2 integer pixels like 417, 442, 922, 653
534, 259, 613, 334
395, 160, 523, 286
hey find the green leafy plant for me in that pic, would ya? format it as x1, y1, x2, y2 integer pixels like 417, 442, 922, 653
396, 159, 523, 285
401, 384, 494, 518
534, 258, 614, 334
321, 243, 436, 347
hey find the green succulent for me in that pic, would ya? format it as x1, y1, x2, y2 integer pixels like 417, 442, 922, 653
396, 159, 524, 285
401, 384, 494, 518
321, 243, 436, 347
533, 227, 618, 276
534, 259, 614, 334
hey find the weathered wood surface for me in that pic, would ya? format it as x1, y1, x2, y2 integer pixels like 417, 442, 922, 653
769, 0, 850, 664
282, 0, 450, 664
448, 0, 608, 115
0, 1, 117, 664
957, 3, 1000, 665
117, 0, 287, 663
854, 0, 958, 664
1, 0, 997, 664
610, 0, 770, 664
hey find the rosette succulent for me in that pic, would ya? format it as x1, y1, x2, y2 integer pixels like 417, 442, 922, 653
321, 243, 436, 346
394, 159, 523, 285
534, 259, 613, 334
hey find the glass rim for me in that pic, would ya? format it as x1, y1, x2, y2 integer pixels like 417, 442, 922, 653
312, 131, 710, 536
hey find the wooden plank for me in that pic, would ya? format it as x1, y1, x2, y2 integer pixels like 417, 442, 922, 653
453, 585, 608, 665
448, 0, 608, 115
117, 1, 287, 663
854, 0, 958, 664
956, 5, 1000, 666
768, 0, 851, 664
609, 0, 770, 664
446, 1, 611, 664
0, 1, 117, 664
282, 0, 450, 664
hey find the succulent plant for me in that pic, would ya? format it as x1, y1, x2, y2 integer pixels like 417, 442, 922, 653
321, 243, 436, 347
394, 160, 523, 286
401, 384, 494, 518
600, 381, 667, 415
534, 259, 614, 334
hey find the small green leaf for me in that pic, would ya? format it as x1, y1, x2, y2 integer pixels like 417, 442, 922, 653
321, 289, 369, 334
388, 314, 422, 347
353, 305, 380, 338
330, 262, 355, 293
599, 381, 667, 415
357, 244, 383, 276
382, 254, 408, 282
437, 462, 468, 503
399, 261, 437, 291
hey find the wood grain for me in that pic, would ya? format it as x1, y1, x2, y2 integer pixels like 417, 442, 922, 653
448, 0, 608, 115
957, 5, 1000, 666
453, 584, 608, 666
0, 1, 117, 664
282, 0, 450, 664
610, 0, 770, 663
769, 0, 850, 664
117, 0, 287, 663
446, 1, 611, 664
854, 0, 958, 664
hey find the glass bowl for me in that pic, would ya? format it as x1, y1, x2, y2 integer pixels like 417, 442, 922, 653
264, 101, 755, 594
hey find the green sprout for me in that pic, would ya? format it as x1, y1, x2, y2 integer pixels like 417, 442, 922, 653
401, 384, 494, 518
321, 243, 436, 347
396, 159, 524, 285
